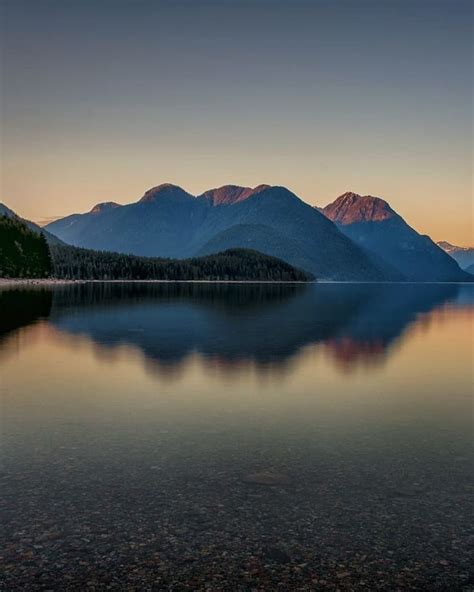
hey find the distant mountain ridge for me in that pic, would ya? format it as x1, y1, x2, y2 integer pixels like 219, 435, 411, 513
46, 184, 388, 281
437, 241, 474, 270
322, 192, 468, 282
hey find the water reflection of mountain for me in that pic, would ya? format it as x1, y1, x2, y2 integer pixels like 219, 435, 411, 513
50, 282, 465, 372
1, 282, 470, 374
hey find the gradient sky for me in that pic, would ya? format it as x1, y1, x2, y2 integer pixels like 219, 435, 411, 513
1, 0, 472, 244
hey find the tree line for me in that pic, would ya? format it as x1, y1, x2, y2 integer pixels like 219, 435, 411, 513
50, 244, 312, 281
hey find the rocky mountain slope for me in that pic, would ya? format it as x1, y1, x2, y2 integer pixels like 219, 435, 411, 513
322, 192, 468, 281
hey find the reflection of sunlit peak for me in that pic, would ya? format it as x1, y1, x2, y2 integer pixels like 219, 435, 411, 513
324, 337, 388, 373
203, 353, 293, 380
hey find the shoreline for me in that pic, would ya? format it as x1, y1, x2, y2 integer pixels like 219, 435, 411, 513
0, 278, 313, 286
1, 278, 473, 287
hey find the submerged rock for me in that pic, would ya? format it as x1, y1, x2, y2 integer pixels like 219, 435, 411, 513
264, 546, 291, 564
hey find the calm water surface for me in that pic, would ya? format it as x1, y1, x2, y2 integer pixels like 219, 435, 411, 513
1, 283, 473, 591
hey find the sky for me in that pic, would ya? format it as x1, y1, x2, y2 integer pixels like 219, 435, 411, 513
1, 0, 472, 244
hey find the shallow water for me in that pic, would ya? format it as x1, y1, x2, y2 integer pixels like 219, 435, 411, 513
1, 283, 473, 590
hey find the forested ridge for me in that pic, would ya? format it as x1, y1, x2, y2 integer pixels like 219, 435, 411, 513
0, 215, 52, 278
50, 244, 312, 281
0, 214, 312, 281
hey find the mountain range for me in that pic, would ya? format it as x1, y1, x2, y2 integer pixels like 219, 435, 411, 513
44, 184, 469, 282
1, 184, 470, 282
44, 184, 389, 281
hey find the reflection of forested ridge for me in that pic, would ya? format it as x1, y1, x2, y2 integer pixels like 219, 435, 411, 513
49, 282, 306, 314
47, 283, 462, 371
0, 289, 52, 339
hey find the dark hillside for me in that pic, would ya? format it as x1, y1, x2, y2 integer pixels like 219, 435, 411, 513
0, 216, 52, 278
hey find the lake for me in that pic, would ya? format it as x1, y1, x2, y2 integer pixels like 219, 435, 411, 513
1, 283, 473, 590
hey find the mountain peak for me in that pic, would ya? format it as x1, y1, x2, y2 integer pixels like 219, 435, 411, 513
323, 192, 396, 224
200, 184, 271, 206
437, 241, 472, 254
90, 201, 121, 214
139, 183, 193, 203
